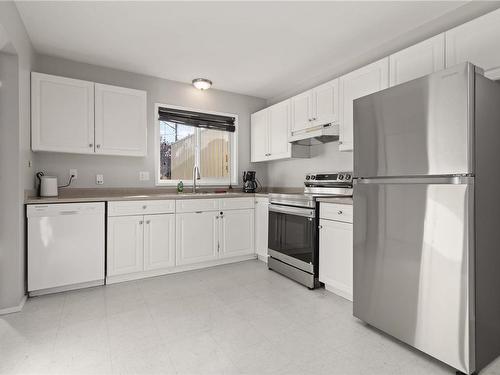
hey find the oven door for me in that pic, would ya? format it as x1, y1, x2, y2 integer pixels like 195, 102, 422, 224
268, 204, 317, 273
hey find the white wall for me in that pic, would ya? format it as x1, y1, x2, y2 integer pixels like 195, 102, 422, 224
265, 142, 352, 187
34, 55, 267, 188
0, 2, 36, 311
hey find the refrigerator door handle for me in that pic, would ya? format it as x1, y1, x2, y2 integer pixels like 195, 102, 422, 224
355, 176, 474, 185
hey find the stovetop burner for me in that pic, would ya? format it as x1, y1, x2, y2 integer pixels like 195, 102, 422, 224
269, 171, 353, 208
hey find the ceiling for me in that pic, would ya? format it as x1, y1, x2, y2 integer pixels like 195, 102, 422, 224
16, 1, 480, 99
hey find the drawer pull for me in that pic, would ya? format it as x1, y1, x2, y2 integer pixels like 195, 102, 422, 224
142, 205, 147, 209
337, 210, 343, 215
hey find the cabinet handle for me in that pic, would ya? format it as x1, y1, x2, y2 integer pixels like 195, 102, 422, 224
146, 220, 150, 224
142, 205, 147, 209
195, 211, 203, 214
337, 210, 343, 215
318, 225, 323, 229
339, 141, 343, 145
96, 144, 101, 149
139, 220, 143, 224
89, 143, 93, 148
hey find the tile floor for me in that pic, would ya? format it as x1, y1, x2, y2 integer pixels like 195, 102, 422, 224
1, 260, 500, 375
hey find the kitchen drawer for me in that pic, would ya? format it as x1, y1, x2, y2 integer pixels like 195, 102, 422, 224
320, 203, 353, 223
176, 199, 219, 213
108, 200, 175, 216
220, 197, 254, 211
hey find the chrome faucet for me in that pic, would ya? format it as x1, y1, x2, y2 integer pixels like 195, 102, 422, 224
192, 165, 201, 193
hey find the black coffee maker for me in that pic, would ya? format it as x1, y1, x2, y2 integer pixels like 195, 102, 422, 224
242, 171, 258, 193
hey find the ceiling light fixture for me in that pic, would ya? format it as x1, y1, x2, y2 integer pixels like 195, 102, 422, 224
192, 78, 212, 90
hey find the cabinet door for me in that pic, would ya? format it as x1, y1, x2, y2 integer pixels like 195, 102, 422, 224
254, 198, 269, 260
250, 109, 269, 162
220, 209, 255, 259
268, 100, 291, 160
312, 79, 339, 126
144, 214, 175, 271
107, 216, 144, 276
319, 219, 353, 301
94, 83, 147, 156
446, 9, 500, 80
31, 72, 95, 154
291, 90, 313, 133
339, 58, 389, 152
390, 34, 445, 86
176, 211, 219, 265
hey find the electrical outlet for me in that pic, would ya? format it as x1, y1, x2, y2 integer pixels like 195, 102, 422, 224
96, 174, 104, 185
139, 171, 150, 181
69, 169, 78, 179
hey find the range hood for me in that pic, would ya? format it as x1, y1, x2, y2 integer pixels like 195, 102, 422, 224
289, 123, 339, 146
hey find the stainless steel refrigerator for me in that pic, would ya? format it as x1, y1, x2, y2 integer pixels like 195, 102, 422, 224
353, 62, 500, 375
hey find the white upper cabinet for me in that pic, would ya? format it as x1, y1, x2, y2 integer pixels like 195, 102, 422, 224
267, 100, 292, 160
31, 73, 147, 157
446, 9, 500, 80
291, 91, 313, 133
94, 83, 147, 156
31, 72, 95, 154
313, 79, 339, 126
251, 100, 308, 162
389, 34, 445, 86
250, 108, 270, 162
291, 79, 339, 134
339, 58, 389, 152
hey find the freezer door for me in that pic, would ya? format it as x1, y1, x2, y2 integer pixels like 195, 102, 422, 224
354, 63, 474, 177
353, 177, 474, 374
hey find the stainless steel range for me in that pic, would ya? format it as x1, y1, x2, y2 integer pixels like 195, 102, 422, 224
267, 172, 353, 288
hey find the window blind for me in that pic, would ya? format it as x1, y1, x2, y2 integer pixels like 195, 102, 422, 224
158, 107, 235, 132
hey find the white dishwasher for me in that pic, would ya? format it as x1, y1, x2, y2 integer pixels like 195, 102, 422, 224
27, 202, 105, 296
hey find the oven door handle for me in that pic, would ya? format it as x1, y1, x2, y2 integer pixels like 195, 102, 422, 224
268, 204, 315, 218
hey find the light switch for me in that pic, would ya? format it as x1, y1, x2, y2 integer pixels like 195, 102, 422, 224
96, 174, 104, 185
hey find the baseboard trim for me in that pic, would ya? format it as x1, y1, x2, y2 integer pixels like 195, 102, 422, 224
29, 279, 104, 297
324, 282, 353, 302
0, 294, 27, 315
106, 254, 258, 284
257, 254, 268, 263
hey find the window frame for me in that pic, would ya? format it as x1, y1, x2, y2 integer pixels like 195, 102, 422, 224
155, 103, 238, 186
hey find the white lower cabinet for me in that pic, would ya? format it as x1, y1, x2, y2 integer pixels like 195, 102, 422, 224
107, 198, 256, 282
176, 211, 219, 266
107, 215, 144, 276
254, 197, 269, 261
107, 213, 175, 279
144, 214, 176, 270
319, 203, 353, 301
176, 208, 255, 265
220, 209, 254, 259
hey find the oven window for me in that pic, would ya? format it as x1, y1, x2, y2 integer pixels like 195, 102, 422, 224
268, 210, 315, 264
281, 214, 314, 263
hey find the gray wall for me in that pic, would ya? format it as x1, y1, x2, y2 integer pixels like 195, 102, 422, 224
265, 142, 352, 187
34, 55, 267, 188
0, 2, 35, 311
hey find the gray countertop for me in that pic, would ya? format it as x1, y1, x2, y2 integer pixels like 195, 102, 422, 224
25, 187, 301, 204
316, 197, 353, 205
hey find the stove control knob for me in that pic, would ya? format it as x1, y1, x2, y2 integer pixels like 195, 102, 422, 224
338, 174, 344, 180
346, 174, 351, 180
311, 175, 316, 180
305, 175, 311, 180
